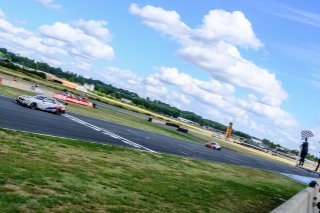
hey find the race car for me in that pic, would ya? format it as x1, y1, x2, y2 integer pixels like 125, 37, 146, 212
205, 141, 222, 150
16, 95, 66, 115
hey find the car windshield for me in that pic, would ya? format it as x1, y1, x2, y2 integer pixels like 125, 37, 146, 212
34, 95, 47, 100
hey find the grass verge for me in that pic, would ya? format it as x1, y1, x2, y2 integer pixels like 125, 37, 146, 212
0, 128, 304, 213
0, 83, 36, 97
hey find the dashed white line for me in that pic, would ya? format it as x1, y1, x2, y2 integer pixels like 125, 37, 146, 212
63, 114, 157, 153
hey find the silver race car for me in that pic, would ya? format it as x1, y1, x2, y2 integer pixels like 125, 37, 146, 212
16, 95, 66, 115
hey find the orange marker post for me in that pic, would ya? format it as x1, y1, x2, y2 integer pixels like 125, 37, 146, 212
225, 122, 233, 140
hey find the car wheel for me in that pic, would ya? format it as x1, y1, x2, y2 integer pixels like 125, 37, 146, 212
55, 110, 62, 116
30, 103, 37, 110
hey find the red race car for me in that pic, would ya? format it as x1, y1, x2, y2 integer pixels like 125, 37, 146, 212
205, 142, 222, 150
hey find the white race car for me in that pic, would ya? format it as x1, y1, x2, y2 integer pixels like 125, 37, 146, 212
16, 95, 66, 115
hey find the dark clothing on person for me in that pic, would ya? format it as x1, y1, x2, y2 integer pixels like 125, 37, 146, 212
298, 141, 309, 166
315, 159, 320, 172
301, 141, 308, 153
299, 151, 307, 166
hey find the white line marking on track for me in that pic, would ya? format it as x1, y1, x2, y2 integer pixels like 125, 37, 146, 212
63, 114, 157, 153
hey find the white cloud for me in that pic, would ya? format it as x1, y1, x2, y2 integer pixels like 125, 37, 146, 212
42, 38, 65, 47
73, 19, 112, 41
38, 56, 63, 67
129, 3, 191, 41
100, 67, 143, 90
130, 4, 287, 107
39, 21, 114, 60
9, 36, 67, 57
0, 17, 30, 35
150, 67, 235, 95
0, 9, 115, 72
70, 60, 91, 71
272, 5, 320, 28
179, 42, 287, 106
36, 0, 62, 11
149, 67, 296, 128
0, 11, 66, 58
194, 9, 263, 49
0, 9, 5, 18
98, 66, 191, 108
146, 67, 234, 110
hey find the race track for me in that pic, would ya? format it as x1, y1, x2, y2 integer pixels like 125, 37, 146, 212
0, 96, 318, 178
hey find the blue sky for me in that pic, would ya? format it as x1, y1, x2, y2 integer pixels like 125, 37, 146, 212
1, 0, 320, 154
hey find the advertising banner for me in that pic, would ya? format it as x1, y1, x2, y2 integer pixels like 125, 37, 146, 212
53, 93, 92, 107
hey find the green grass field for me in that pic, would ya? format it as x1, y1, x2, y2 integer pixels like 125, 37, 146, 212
0, 129, 304, 213
0, 83, 36, 97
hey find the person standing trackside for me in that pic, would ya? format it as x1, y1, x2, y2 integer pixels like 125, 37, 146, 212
314, 158, 320, 172
298, 138, 309, 166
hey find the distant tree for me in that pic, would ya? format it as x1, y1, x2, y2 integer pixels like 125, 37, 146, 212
306, 154, 317, 162
290, 150, 299, 156
262, 139, 279, 149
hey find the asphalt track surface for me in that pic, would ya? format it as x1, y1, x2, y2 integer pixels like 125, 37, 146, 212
0, 96, 318, 178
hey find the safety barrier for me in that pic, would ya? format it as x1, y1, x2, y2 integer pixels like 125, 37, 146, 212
271, 179, 320, 213
148, 118, 166, 125
53, 93, 93, 107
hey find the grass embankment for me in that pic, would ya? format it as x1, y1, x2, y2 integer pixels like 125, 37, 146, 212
0, 83, 36, 97
0, 84, 197, 142
0, 129, 304, 213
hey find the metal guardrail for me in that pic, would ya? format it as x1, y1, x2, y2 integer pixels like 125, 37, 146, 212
271, 180, 320, 213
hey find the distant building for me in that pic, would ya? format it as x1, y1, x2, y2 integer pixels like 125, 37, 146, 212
24, 67, 36, 71
12, 62, 25, 69
245, 138, 269, 149
275, 147, 290, 154
0, 56, 9, 62
84, 83, 95, 91
46, 73, 88, 92
203, 126, 215, 131
121, 98, 132, 104
76, 85, 87, 92
252, 138, 263, 144
177, 117, 199, 126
